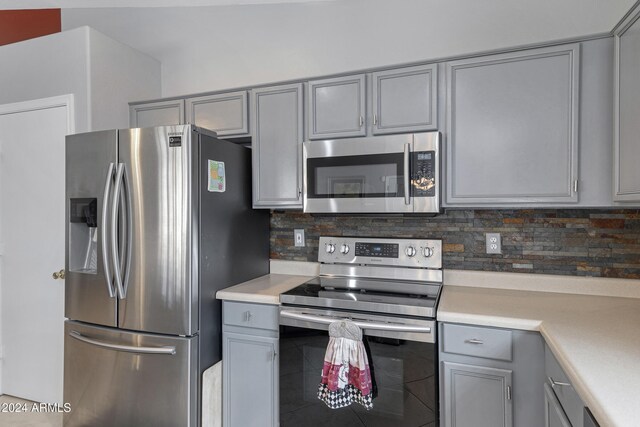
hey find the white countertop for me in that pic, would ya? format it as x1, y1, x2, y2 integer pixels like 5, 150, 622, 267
216, 273, 313, 304
217, 261, 640, 427
439, 286, 640, 427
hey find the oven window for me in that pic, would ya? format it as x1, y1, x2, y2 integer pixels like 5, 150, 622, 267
279, 326, 437, 426
307, 153, 405, 199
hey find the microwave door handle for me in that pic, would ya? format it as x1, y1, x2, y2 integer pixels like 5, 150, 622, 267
404, 143, 411, 205
280, 310, 431, 333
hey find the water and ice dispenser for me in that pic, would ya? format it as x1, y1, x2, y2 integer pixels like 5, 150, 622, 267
68, 198, 98, 274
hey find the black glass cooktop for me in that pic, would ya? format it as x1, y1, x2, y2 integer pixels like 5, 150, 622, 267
280, 277, 441, 318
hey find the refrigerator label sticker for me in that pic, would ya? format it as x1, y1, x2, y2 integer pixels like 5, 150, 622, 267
169, 136, 182, 147
208, 160, 226, 193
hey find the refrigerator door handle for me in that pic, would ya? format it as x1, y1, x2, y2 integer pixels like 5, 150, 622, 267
122, 165, 133, 299
101, 163, 116, 298
69, 331, 176, 355
111, 163, 126, 299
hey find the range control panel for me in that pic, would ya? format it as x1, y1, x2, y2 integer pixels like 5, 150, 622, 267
318, 236, 442, 269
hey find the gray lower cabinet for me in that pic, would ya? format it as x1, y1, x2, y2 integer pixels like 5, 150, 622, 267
251, 83, 304, 209
439, 323, 544, 427
307, 74, 366, 139
185, 91, 249, 138
614, 3, 640, 202
544, 345, 585, 427
222, 301, 279, 427
371, 64, 438, 134
129, 99, 185, 127
442, 362, 513, 427
544, 383, 572, 427
445, 44, 580, 205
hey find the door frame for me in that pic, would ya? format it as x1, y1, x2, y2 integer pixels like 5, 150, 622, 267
0, 93, 75, 397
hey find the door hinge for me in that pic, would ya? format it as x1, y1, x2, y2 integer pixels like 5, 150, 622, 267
506, 385, 512, 400
573, 180, 579, 193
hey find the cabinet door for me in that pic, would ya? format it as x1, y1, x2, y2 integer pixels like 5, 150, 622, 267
442, 361, 513, 427
544, 384, 572, 427
129, 99, 185, 127
371, 64, 437, 135
614, 6, 640, 202
251, 83, 304, 208
446, 44, 579, 205
185, 91, 249, 138
223, 332, 278, 427
307, 74, 366, 139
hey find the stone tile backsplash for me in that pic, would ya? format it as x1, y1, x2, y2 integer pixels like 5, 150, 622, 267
270, 210, 640, 278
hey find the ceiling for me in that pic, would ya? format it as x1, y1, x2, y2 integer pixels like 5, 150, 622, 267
0, 0, 337, 8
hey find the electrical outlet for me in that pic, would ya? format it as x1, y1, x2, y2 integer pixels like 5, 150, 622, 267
294, 229, 305, 247
486, 233, 501, 254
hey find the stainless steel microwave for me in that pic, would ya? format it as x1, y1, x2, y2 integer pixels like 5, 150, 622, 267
303, 132, 440, 214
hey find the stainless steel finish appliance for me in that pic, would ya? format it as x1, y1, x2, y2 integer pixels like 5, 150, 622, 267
303, 132, 440, 214
279, 236, 443, 426
64, 125, 269, 427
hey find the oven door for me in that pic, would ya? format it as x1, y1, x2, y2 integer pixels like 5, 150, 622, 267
279, 307, 438, 426
303, 134, 414, 213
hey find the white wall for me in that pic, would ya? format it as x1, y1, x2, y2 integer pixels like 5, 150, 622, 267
87, 27, 161, 130
62, 0, 635, 98
0, 27, 161, 132
0, 28, 92, 131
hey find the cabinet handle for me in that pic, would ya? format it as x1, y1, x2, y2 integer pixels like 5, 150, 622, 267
373, 114, 378, 125
243, 311, 253, 322
548, 376, 572, 388
506, 385, 512, 400
359, 116, 364, 127
464, 338, 484, 345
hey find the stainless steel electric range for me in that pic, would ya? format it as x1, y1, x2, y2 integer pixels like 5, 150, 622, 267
279, 236, 443, 427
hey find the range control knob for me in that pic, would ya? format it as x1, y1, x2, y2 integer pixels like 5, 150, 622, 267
422, 247, 434, 258
325, 243, 336, 254
405, 246, 416, 257
340, 244, 350, 254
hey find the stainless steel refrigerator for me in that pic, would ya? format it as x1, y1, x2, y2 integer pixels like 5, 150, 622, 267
63, 125, 269, 427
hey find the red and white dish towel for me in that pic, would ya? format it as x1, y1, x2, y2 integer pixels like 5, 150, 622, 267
317, 320, 373, 410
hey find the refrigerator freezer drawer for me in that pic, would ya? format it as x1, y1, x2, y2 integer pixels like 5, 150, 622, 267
63, 321, 198, 427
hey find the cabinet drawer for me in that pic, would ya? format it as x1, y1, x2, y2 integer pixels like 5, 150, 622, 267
442, 323, 512, 361
223, 301, 279, 331
545, 346, 584, 427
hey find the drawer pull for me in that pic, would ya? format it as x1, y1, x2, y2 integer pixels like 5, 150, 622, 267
243, 311, 253, 322
464, 338, 484, 345
548, 376, 572, 388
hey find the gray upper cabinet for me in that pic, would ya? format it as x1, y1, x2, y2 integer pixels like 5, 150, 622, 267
446, 44, 580, 205
185, 91, 249, 138
442, 361, 513, 427
252, 83, 304, 209
614, 4, 640, 202
307, 74, 366, 139
129, 99, 185, 128
371, 64, 438, 134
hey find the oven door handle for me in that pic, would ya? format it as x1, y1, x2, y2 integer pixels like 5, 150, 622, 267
280, 310, 432, 333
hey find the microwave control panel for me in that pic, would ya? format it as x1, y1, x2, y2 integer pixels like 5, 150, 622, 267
411, 151, 436, 197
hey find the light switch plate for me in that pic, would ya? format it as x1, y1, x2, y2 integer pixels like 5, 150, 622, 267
486, 233, 501, 254
294, 229, 305, 247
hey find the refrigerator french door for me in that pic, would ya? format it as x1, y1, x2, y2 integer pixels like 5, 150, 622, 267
64, 125, 269, 427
